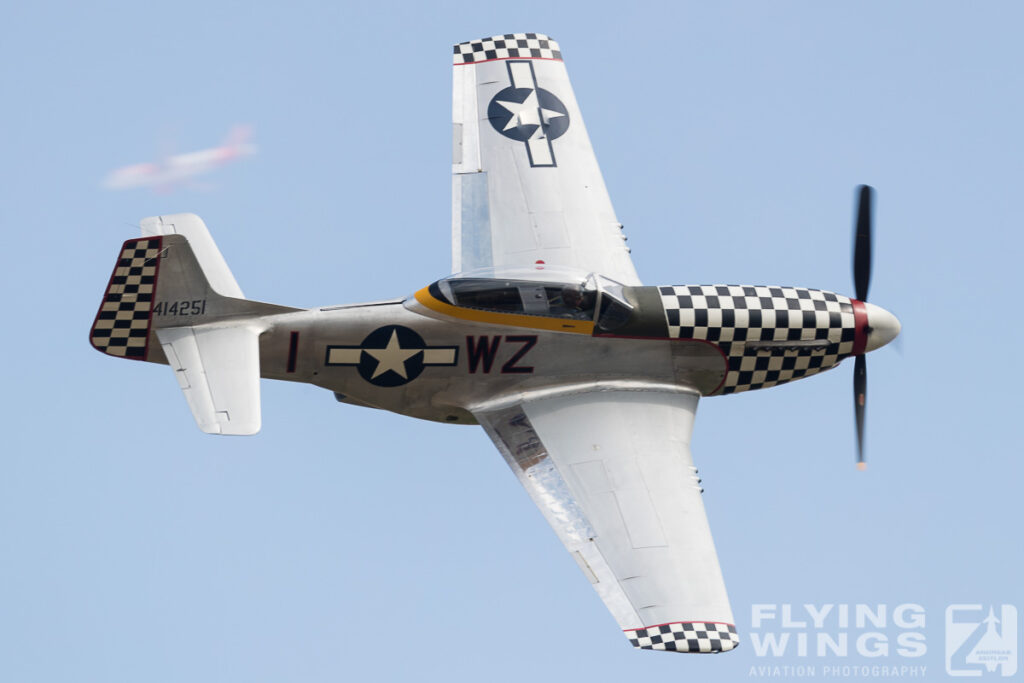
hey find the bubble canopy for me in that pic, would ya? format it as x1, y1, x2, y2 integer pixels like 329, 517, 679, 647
427, 267, 634, 331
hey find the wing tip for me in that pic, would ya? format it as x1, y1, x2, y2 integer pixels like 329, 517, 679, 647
625, 621, 739, 654
453, 33, 562, 65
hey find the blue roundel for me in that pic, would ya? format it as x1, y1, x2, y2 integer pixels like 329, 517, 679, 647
487, 87, 570, 142
357, 325, 426, 387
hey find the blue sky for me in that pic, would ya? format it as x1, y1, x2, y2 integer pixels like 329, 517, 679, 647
2, 2, 1022, 681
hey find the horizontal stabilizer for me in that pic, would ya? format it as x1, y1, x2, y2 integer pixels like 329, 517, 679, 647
157, 325, 263, 435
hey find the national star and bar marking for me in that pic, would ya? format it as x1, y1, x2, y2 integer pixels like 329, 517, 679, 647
487, 60, 569, 167
325, 325, 459, 387
365, 330, 419, 379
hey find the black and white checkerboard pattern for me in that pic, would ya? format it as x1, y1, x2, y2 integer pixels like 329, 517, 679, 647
626, 621, 739, 653
90, 238, 162, 360
659, 285, 856, 394
454, 33, 562, 64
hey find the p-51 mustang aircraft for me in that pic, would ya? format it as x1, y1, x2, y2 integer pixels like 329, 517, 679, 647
90, 33, 899, 653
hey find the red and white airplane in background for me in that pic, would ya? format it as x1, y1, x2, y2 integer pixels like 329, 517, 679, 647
102, 126, 256, 191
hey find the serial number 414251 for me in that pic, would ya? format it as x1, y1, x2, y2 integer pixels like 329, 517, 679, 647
153, 299, 207, 316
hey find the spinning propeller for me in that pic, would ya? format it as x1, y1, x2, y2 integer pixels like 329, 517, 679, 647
849, 185, 899, 471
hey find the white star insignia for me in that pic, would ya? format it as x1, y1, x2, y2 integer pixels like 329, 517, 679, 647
364, 330, 420, 379
494, 89, 565, 139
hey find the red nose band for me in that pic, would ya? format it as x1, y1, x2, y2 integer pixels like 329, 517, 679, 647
851, 299, 868, 356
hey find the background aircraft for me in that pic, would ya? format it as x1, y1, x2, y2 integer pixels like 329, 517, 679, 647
102, 125, 256, 191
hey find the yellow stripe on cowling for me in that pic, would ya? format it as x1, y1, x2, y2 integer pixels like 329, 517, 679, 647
414, 287, 594, 335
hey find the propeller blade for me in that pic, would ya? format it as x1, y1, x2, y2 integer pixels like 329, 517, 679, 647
853, 185, 873, 302
854, 354, 867, 470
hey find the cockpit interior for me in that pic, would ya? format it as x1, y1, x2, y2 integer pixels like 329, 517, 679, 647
431, 272, 634, 331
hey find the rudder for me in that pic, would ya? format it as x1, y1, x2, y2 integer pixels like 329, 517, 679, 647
90, 237, 164, 360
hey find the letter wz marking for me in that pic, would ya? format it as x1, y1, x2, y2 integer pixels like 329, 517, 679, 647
466, 335, 502, 373
465, 335, 536, 374
501, 335, 537, 374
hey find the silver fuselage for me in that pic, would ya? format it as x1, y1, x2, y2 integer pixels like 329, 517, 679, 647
246, 278, 894, 424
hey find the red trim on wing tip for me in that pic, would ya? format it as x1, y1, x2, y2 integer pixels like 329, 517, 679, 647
624, 620, 736, 632
453, 56, 564, 66
851, 299, 868, 356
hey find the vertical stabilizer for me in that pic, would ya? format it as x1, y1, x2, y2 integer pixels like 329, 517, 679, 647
141, 213, 244, 298
91, 216, 300, 435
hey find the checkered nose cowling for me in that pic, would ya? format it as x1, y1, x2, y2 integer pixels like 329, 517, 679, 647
626, 621, 739, 653
90, 237, 162, 361
659, 285, 857, 395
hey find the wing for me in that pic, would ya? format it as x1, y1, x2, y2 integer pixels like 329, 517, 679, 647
472, 388, 737, 652
452, 34, 640, 285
